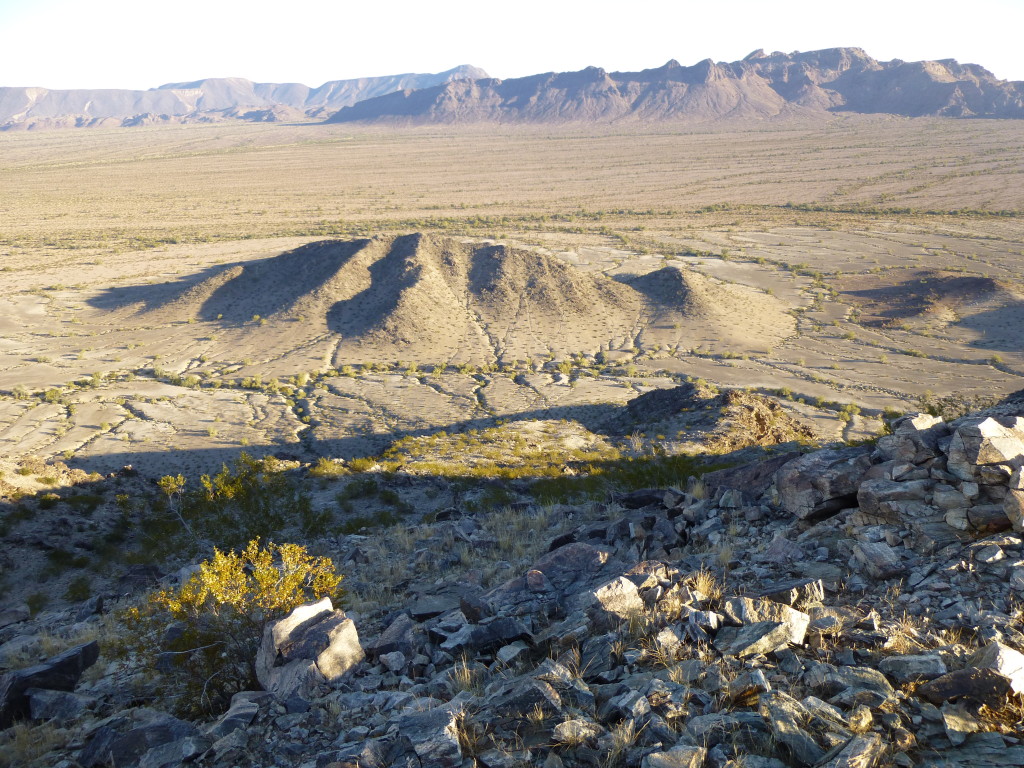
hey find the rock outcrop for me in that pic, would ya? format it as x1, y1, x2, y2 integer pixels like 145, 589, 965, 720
6, 400, 1024, 767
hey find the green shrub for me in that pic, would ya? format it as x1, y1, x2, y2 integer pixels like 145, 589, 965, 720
124, 539, 341, 716
65, 575, 91, 602
68, 494, 103, 513
38, 493, 61, 510
308, 457, 348, 479
26, 592, 48, 616
146, 454, 314, 553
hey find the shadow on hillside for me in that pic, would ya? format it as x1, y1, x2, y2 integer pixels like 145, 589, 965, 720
956, 303, 1024, 352
86, 262, 242, 313
324, 235, 417, 338
53, 401, 623, 479
87, 240, 374, 324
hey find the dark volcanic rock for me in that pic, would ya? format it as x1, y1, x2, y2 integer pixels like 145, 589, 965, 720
0, 640, 99, 727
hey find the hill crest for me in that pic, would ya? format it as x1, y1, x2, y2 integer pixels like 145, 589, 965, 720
102, 234, 792, 366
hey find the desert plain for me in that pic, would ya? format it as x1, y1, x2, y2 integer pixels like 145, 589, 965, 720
5, 92, 1024, 768
0, 116, 1022, 481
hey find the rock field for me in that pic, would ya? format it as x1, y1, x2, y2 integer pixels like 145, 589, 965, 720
3, 393, 1024, 766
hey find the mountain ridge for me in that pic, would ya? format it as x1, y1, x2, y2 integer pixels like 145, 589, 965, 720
328, 47, 1024, 124
0, 65, 488, 129
5, 48, 1024, 130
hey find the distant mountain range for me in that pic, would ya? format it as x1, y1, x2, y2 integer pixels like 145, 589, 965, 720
329, 48, 1024, 124
4, 48, 1023, 130
0, 65, 488, 129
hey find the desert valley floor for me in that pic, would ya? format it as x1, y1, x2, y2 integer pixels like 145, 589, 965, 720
1, 117, 1023, 478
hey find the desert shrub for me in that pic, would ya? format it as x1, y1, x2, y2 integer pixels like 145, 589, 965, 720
146, 454, 314, 553
308, 457, 348, 479
68, 493, 103, 513
38, 492, 61, 510
338, 477, 379, 500
124, 539, 342, 716
44, 547, 90, 574
64, 575, 91, 602
26, 592, 48, 616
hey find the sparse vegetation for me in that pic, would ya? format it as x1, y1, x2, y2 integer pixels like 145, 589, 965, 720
122, 539, 342, 716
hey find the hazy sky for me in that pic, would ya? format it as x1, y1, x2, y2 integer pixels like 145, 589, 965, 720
2, 0, 1022, 89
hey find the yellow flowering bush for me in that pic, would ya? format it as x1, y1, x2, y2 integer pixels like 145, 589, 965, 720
126, 539, 342, 716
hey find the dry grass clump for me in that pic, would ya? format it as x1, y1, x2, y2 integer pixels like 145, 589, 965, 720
687, 567, 724, 602
0, 722, 74, 768
601, 719, 643, 768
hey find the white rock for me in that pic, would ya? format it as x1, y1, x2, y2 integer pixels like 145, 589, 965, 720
971, 641, 1024, 693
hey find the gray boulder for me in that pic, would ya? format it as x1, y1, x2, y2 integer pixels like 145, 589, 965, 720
255, 597, 363, 701
0, 640, 99, 727
79, 708, 206, 768
759, 691, 824, 766
716, 621, 799, 658
947, 416, 1024, 481
569, 576, 644, 631
853, 541, 906, 580
856, 478, 933, 523
393, 705, 463, 768
365, 613, 417, 659
817, 733, 885, 768
641, 745, 708, 768
878, 653, 947, 683
971, 641, 1024, 694
27, 688, 94, 721
775, 447, 872, 520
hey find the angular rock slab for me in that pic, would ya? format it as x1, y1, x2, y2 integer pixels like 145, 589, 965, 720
947, 416, 1024, 482
971, 641, 1024, 693
27, 688, 94, 721
395, 706, 463, 768
0, 640, 99, 727
641, 745, 708, 768
818, 733, 885, 768
758, 691, 824, 767
255, 597, 363, 701
716, 621, 798, 658
917, 667, 1014, 707
720, 597, 810, 645
878, 653, 947, 683
553, 718, 603, 746
79, 709, 206, 768
774, 446, 871, 521
365, 613, 417, 659
757, 578, 825, 607
1003, 489, 1024, 533
569, 576, 644, 631
853, 541, 906, 580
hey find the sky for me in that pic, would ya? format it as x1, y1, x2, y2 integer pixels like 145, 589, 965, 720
1, 0, 1022, 90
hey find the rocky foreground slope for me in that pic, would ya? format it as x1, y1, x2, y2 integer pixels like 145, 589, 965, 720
3, 397, 1024, 766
